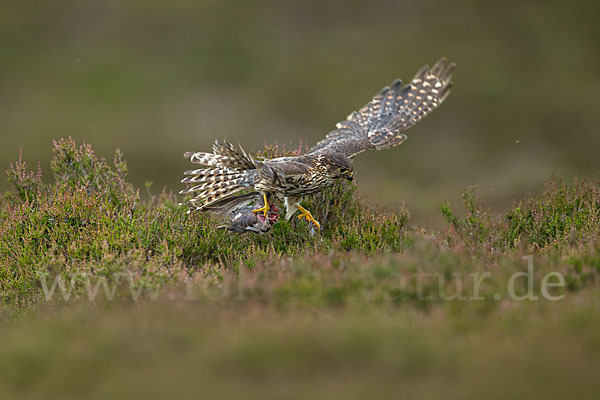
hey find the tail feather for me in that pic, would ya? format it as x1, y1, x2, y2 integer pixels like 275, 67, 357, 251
181, 172, 245, 184
201, 192, 261, 216
192, 185, 246, 208
212, 139, 255, 170
180, 172, 257, 212
183, 167, 238, 176
184, 152, 230, 167
184, 139, 255, 170
181, 183, 246, 211
182, 139, 259, 213
179, 178, 244, 196
185, 191, 247, 212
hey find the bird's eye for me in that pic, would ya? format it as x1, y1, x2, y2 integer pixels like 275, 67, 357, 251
339, 167, 347, 173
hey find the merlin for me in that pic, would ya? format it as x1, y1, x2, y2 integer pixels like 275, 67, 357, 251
181, 58, 455, 228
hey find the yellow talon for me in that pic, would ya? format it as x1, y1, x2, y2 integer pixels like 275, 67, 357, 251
297, 205, 321, 229
252, 194, 270, 218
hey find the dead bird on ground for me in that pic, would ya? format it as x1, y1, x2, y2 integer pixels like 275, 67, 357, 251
201, 192, 279, 234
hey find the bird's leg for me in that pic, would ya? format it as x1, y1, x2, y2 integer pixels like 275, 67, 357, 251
252, 193, 270, 218
296, 205, 321, 229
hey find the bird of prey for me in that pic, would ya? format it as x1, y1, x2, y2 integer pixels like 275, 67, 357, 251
181, 58, 455, 229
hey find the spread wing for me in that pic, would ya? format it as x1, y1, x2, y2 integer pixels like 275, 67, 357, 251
309, 58, 455, 158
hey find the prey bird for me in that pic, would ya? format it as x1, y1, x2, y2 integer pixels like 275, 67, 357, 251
180, 58, 455, 229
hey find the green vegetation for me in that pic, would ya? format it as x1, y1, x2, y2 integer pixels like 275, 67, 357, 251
1, 138, 410, 306
3, 0, 600, 226
3, 1, 599, 397
1, 140, 599, 398
442, 180, 600, 253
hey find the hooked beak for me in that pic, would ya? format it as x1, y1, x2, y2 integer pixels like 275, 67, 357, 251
345, 171, 354, 181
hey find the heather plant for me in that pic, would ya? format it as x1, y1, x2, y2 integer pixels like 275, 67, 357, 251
5, 151, 43, 204
0, 138, 410, 305
50, 137, 136, 207
2, 141, 600, 400
441, 177, 600, 255
441, 186, 504, 255
505, 177, 600, 250
2, 138, 599, 310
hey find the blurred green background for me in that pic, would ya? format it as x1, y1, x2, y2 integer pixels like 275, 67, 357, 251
2, 0, 599, 225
